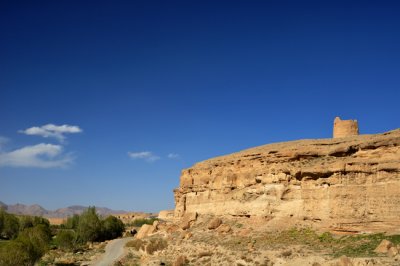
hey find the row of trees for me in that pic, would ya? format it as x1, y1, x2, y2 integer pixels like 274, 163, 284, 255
0, 207, 125, 265
0, 208, 51, 240
56, 206, 125, 251
0, 209, 52, 266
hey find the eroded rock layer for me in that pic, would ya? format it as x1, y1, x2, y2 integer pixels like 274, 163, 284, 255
174, 129, 400, 233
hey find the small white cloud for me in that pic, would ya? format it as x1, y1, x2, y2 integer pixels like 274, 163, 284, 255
19, 124, 82, 142
0, 143, 73, 168
167, 153, 180, 159
128, 151, 160, 162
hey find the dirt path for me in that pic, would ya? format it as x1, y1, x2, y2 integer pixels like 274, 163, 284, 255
91, 237, 133, 266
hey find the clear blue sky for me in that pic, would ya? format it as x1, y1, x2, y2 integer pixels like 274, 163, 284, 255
1, 1, 399, 212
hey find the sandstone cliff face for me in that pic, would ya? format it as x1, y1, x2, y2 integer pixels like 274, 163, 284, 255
174, 129, 400, 233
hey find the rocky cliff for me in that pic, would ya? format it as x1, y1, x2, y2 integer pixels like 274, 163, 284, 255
174, 129, 400, 233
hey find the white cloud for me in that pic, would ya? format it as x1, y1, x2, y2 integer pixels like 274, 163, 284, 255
167, 153, 180, 159
128, 151, 160, 162
19, 124, 82, 142
0, 143, 73, 168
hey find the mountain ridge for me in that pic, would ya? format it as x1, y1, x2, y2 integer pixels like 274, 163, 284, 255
1, 202, 127, 218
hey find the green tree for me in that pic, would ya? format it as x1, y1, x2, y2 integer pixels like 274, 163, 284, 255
77, 206, 102, 243
19, 216, 34, 231
102, 215, 125, 240
2, 212, 19, 239
16, 224, 51, 263
32, 216, 50, 227
19, 216, 49, 232
64, 214, 80, 229
56, 229, 77, 251
57, 207, 126, 247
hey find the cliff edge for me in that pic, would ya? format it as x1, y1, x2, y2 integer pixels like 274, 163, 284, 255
174, 129, 400, 234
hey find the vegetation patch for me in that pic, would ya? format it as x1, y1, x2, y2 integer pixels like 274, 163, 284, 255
146, 237, 168, 255
221, 227, 400, 258
126, 238, 145, 251
0, 208, 52, 266
0, 207, 125, 265
57, 206, 125, 249
0, 240, 8, 247
126, 236, 167, 255
127, 218, 158, 227
119, 251, 141, 266
332, 233, 400, 257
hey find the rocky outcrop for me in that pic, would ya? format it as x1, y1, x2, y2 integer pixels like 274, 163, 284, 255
158, 210, 175, 220
374, 240, 394, 254
136, 222, 158, 239
174, 129, 400, 233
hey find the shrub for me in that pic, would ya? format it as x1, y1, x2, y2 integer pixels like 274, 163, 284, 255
64, 214, 80, 230
0, 240, 31, 266
56, 229, 77, 251
1, 212, 19, 239
19, 216, 34, 231
146, 237, 167, 255
19, 216, 50, 232
101, 215, 125, 240
77, 207, 102, 243
319, 232, 334, 243
126, 237, 167, 255
126, 239, 144, 251
0, 224, 51, 266
17, 225, 51, 262
129, 218, 158, 227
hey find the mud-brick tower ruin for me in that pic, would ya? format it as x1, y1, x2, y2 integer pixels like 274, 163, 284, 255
333, 117, 359, 138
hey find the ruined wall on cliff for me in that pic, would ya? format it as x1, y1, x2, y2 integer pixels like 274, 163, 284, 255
333, 117, 359, 138
174, 129, 400, 233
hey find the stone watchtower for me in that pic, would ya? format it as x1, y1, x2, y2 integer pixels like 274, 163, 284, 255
333, 117, 359, 138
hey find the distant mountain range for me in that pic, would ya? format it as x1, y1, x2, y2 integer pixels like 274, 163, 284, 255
0, 201, 127, 218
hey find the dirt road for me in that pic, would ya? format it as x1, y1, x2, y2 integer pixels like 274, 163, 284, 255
91, 237, 133, 266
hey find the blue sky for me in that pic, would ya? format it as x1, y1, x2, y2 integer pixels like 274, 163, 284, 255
1, 1, 399, 212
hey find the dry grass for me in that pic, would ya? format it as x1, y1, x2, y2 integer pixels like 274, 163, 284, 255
125, 237, 167, 255
146, 238, 168, 255
126, 239, 144, 251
